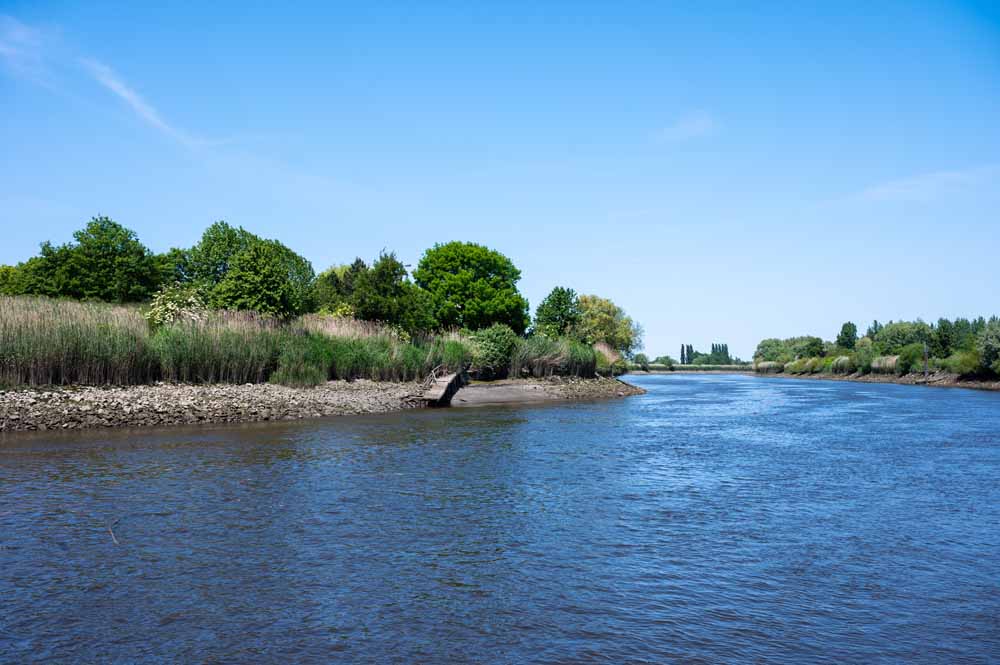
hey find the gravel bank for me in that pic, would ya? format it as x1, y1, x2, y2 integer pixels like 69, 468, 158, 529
0, 377, 645, 433
0, 380, 420, 433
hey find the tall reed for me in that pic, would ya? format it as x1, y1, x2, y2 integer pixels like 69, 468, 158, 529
0, 296, 156, 386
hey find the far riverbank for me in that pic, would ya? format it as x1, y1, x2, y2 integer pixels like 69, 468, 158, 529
0, 377, 644, 433
630, 369, 1000, 391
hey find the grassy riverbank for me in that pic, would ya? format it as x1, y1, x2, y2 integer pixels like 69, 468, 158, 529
0, 296, 605, 389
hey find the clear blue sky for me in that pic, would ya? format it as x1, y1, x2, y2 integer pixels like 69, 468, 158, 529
2, 2, 998, 359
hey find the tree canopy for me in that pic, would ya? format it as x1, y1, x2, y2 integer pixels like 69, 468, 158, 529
534, 286, 581, 337
574, 294, 642, 356
413, 241, 530, 334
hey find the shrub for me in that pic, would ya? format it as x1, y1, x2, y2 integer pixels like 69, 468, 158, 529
145, 283, 208, 328
754, 361, 784, 374
469, 323, 520, 379
633, 353, 650, 371
854, 339, 876, 374
942, 350, 982, 377
897, 343, 927, 375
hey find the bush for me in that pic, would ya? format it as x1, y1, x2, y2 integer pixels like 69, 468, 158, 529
831, 355, 856, 374
145, 282, 208, 328
942, 350, 982, 377
754, 361, 784, 374
469, 323, 520, 379
896, 343, 926, 375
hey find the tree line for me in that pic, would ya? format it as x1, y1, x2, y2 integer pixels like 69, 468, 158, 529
0, 216, 643, 358
754, 317, 1000, 377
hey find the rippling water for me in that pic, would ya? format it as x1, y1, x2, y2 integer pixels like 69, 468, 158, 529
2, 374, 999, 663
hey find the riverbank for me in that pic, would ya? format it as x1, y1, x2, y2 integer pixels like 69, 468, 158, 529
758, 370, 1000, 391
0, 377, 644, 432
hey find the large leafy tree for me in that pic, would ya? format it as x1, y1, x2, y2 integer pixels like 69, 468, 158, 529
213, 238, 315, 317
574, 294, 642, 356
348, 252, 437, 332
836, 321, 858, 350
534, 286, 581, 337
413, 241, 530, 334
187, 221, 258, 287
9, 217, 161, 303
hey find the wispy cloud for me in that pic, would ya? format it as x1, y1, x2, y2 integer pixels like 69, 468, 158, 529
79, 57, 200, 147
0, 15, 49, 82
858, 165, 999, 203
654, 111, 718, 143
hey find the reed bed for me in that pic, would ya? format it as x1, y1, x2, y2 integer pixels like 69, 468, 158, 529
511, 336, 597, 378
0, 296, 156, 386
0, 296, 591, 388
870, 355, 898, 374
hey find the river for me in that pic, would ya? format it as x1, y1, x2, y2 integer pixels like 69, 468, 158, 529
2, 374, 998, 663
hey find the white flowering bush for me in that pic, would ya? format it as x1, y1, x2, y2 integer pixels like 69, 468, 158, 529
144, 283, 208, 328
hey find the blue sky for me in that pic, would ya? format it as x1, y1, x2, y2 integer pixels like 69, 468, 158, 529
2, 1, 998, 359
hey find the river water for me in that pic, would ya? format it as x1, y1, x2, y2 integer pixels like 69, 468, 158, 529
2, 374, 998, 663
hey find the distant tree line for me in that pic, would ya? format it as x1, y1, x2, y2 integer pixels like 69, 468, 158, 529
678, 342, 736, 365
754, 317, 1000, 377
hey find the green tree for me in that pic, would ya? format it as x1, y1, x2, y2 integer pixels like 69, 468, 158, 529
977, 320, 1000, 374
348, 252, 437, 332
0, 265, 18, 295
45, 217, 161, 303
874, 321, 932, 354
413, 241, 530, 333
866, 320, 883, 339
574, 294, 642, 356
633, 353, 650, 371
836, 322, 858, 350
931, 318, 955, 358
187, 221, 258, 286
156, 247, 192, 285
213, 238, 315, 317
534, 286, 581, 337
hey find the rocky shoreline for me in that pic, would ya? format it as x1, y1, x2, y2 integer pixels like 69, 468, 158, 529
0, 377, 644, 433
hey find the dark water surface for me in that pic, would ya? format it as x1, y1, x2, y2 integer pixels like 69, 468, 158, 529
2, 374, 999, 663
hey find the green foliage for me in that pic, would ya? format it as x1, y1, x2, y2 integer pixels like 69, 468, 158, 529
836, 322, 857, 350
874, 321, 932, 355
0, 265, 16, 295
653, 355, 676, 369
413, 241, 530, 333
347, 252, 437, 333
633, 353, 650, 371
574, 294, 642, 356
534, 286, 581, 337
213, 239, 315, 318
754, 338, 788, 363
156, 247, 192, 285
187, 221, 258, 286
854, 338, 876, 374
4, 217, 162, 303
896, 343, 927, 375
941, 350, 982, 377
977, 320, 1000, 375
469, 323, 520, 379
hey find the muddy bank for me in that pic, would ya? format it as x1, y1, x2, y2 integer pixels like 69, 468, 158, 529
453, 377, 645, 407
757, 370, 1000, 391
0, 377, 644, 433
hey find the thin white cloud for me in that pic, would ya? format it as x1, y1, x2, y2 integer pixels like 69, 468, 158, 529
858, 165, 998, 203
0, 15, 47, 81
654, 111, 718, 143
79, 57, 200, 147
